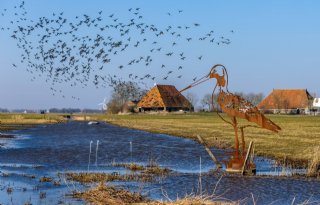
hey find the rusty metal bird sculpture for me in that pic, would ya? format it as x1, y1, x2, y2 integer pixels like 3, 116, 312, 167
181, 64, 281, 173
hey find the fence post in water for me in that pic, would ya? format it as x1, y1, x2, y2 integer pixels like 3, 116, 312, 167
88, 140, 93, 172
199, 156, 202, 194
197, 135, 222, 169
95, 140, 99, 167
241, 141, 254, 175
130, 141, 132, 163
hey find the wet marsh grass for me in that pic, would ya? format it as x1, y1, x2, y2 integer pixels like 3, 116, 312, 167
72, 182, 237, 205
72, 183, 239, 205
113, 162, 172, 175
307, 146, 320, 177
64, 163, 172, 184
113, 162, 145, 171
72, 182, 148, 205
64, 172, 147, 183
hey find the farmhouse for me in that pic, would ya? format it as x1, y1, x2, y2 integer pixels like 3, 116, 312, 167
137, 84, 191, 112
257, 89, 314, 114
122, 100, 139, 113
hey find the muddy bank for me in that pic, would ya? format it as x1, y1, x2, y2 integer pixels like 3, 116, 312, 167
0, 124, 36, 132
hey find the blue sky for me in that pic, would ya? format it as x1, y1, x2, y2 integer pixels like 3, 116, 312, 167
0, 0, 319, 109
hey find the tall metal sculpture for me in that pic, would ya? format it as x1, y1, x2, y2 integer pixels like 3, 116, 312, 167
181, 64, 281, 173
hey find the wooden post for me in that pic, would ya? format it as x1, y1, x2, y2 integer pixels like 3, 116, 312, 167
197, 135, 222, 168
241, 141, 254, 175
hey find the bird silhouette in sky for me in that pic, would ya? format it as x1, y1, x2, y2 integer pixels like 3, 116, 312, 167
2, 1, 233, 98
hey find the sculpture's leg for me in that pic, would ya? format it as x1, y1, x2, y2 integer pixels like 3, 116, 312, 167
240, 127, 245, 158
231, 117, 239, 159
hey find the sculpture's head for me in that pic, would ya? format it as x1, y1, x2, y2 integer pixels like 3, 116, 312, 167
208, 64, 228, 88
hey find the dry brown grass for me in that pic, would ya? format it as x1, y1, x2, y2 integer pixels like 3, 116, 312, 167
73, 182, 148, 205
39, 176, 53, 182
113, 162, 173, 175
307, 146, 320, 177
113, 163, 145, 171
73, 183, 236, 205
64, 172, 146, 183
64, 163, 172, 184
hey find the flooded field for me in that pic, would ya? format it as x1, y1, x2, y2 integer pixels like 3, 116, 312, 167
0, 121, 319, 204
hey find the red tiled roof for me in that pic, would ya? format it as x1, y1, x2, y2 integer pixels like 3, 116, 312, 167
258, 89, 313, 109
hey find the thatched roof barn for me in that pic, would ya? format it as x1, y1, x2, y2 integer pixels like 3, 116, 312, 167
137, 84, 191, 112
257, 89, 314, 114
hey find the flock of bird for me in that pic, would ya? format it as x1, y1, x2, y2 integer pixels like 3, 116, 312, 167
1, 1, 233, 99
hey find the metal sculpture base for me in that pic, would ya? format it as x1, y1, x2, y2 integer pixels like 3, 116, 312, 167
226, 141, 256, 175
226, 158, 256, 175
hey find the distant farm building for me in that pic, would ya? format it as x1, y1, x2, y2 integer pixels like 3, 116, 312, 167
257, 89, 314, 114
137, 84, 192, 112
122, 100, 139, 113
313, 98, 320, 108
311, 98, 320, 115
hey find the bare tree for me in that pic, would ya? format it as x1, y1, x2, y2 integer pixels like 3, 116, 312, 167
185, 92, 198, 112
107, 81, 147, 114
201, 94, 212, 111
235, 92, 264, 106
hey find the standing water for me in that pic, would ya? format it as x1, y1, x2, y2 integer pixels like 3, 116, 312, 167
0, 121, 319, 204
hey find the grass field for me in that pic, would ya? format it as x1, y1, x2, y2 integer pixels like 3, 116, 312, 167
0, 113, 64, 131
87, 112, 320, 165
1, 112, 319, 165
